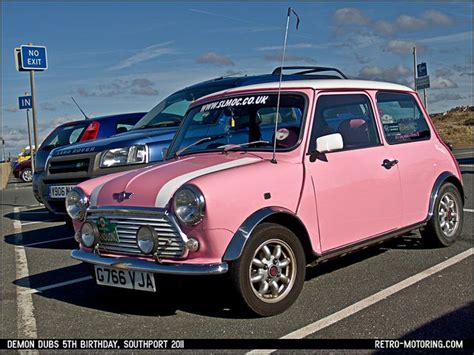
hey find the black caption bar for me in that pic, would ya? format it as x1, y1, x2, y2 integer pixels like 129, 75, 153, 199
1, 339, 472, 350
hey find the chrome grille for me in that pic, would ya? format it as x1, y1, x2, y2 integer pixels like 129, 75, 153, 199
87, 211, 185, 258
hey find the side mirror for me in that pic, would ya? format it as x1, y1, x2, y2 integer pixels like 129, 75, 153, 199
316, 133, 343, 154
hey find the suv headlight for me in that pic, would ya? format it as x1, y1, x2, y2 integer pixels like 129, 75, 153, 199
65, 188, 88, 220
172, 185, 205, 225
100, 145, 148, 168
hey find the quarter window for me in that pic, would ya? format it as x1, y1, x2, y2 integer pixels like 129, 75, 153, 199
376, 92, 430, 144
310, 94, 380, 151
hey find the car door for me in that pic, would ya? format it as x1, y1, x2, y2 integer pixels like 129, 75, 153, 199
375, 91, 435, 226
305, 92, 403, 252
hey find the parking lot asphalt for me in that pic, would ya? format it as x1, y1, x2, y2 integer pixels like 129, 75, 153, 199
1, 155, 473, 351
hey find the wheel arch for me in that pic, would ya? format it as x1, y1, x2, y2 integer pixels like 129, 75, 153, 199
222, 207, 315, 263
427, 171, 464, 220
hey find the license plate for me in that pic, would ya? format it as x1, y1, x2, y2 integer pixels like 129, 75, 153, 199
94, 266, 156, 292
49, 185, 75, 198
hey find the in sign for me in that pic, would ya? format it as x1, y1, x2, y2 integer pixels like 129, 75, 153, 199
18, 95, 33, 110
417, 63, 427, 78
20, 45, 48, 70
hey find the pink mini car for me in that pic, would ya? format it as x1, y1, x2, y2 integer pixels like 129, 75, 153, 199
67, 79, 464, 316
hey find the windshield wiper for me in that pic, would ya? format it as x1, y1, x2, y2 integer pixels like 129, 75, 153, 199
175, 135, 225, 157
217, 140, 271, 152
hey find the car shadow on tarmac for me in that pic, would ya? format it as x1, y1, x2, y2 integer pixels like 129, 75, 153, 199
4, 208, 60, 222
4, 224, 76, 250
14, 263, 250, 319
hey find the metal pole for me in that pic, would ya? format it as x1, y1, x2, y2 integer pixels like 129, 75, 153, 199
28, 42, 39, 168
423, 89, 428, 111
412, 47, 417, 91
26, 109, 35, 173
271, 9, 292, 164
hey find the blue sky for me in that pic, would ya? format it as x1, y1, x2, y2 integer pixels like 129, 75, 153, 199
1, 1, 472, 156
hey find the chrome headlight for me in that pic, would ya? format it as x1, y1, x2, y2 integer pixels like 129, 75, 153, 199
172, 185, 205, 225
65, 188, 88, 220
100, 144, 148, 168
136, 226, 158, 254
80, 221, 99, 248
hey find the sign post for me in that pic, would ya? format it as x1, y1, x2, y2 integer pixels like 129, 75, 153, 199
15, 43, 48, 173
18, 93, 34, 173
416, 62, 430, 110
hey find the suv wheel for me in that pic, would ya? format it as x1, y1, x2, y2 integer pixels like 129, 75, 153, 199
421, 183, 463, 247
230, 223, 305, 316
20, 168, 32, 183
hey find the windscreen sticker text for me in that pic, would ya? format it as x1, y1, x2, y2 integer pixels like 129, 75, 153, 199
200, 96, 269, 112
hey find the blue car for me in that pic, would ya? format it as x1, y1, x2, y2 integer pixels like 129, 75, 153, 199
33, 112, 146, 204
42, 66, 346, 215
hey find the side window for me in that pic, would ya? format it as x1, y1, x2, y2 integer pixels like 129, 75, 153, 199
376, 92, 430, 144
310, 94, 380, 151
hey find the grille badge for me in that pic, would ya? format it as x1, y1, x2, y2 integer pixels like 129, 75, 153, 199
112, 191, 133, 202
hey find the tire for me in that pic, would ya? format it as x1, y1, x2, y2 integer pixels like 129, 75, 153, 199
230, 223, 305, 317
20, 168, 32, 182
421, 183, 463, 247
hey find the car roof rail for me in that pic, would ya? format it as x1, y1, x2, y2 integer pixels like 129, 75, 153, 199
272, 66, 348, 79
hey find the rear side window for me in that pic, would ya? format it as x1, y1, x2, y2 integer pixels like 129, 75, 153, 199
116, 116, 144, 133
310, 94, 380, 151
41, 124, 88, 148
376, 92, 430, 144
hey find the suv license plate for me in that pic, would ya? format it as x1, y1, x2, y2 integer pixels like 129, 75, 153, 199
49, 185, 75, 198
94, 266, 156, 292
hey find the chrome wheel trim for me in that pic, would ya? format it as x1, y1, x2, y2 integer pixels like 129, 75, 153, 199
437, 192, 459, 238
249, 238, 297, 304
22, 169, 32, 182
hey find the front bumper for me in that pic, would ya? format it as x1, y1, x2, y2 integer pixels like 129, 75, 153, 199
71, 249, 229, 275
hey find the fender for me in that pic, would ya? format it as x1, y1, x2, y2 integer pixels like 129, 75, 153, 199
222, 206, 309, 262
426, 171, 464, 221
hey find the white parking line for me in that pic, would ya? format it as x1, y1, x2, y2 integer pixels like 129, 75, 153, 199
13, 207, 38, 340
28, 276, 93, 294
21, 219, 60, 226
248, 248, 473, 355
23, 236, 74, 247
463, 208, 474, 213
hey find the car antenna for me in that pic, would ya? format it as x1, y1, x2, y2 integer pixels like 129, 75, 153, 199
71, 96, 90, 120
271, 7, 300, 164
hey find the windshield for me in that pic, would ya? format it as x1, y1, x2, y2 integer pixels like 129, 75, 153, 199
167, 93, 305, 157
133, 84, 237, 130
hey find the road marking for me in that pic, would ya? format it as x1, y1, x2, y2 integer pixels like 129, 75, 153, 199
23, 236, 74, 247
248, 248, 473, 354
13, 207, 38, 340
28, 276, 93, 294
463, 208, 474, 213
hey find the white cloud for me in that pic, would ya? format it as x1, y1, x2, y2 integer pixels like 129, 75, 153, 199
334, 8, 371, 26
423, 10, 453, 26
385, 40, 425, 55
358, 65, 411, 85
111, 42, 175, 70
431, 77, 458, 89
196, 52, 235, 66
396, 15, 427, 30
334, 8, 454, 36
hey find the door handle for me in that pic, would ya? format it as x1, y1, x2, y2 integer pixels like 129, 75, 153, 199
382, 159, 399, 169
